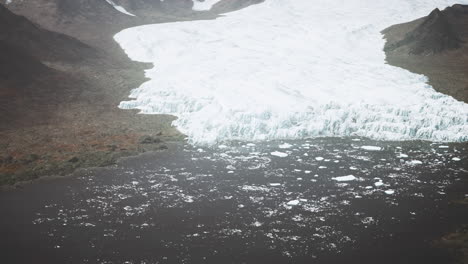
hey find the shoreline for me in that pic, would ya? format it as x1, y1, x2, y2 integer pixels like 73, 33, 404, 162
1, 2, 467, 187
0, 1, 253, 186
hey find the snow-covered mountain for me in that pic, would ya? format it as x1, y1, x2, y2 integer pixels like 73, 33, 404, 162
115, 0, 468, 144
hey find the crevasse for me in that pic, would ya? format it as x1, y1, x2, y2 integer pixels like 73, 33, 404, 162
115, 0, 468, 145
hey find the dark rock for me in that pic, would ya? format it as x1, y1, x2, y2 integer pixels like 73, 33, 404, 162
20, 153, 40, 164
68, 157, 79, 163
107, 144, 117, 151
3, 156, 14, 164
139, 135, 162, 144
158, 144, 168, 150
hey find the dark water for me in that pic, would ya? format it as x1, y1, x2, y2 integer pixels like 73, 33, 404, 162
1, 138, 467, 264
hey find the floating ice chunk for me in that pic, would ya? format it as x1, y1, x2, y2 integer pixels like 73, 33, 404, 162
279, 143, 293, 149
318, 166, 327, 169
287, 200, 300, 206
304, 170, 311, 174
397, 153, 408, 158
246, 143, 256, 147
191, 0, 222, 11
361, 146, 382, 151
271, 151, 288, 158
242, 185, 270, 192
384, 189, 395, 195
183, 196, 195, 203
252, 221, 263, 227
315, 157, 324, 161
332, 175, 357, 182
374, 181, 384, 187
349, 166, 358, 170
269, 183, 281, 187
452, 157, 461, 161
439, 145, 450, 149
105, 0, 136, 16
408, 160, 423, 165
218, 144, 228, 149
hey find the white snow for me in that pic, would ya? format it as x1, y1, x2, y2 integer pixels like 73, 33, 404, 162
361, 146, 382, 151
105, 0, 136, 16
115, 0, 468, 145
192, 0, 223, 11
332, 175, 357, 182
271, 151, 288, 158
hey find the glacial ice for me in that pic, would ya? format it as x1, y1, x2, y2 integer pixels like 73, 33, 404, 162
115, 0, 468, 145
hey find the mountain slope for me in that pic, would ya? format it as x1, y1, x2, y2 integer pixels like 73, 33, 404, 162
0, 4, 96, 62
0, 4, 93, 129
383, 4, 468, 103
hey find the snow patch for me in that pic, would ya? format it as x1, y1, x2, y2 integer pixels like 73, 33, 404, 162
105, 0, 136, 16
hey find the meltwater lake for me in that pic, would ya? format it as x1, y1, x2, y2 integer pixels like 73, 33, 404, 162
1, 138, 467, 264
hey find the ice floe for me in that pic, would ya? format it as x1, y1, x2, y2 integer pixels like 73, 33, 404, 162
332, 175, 357, 182
271, 151, 288, 158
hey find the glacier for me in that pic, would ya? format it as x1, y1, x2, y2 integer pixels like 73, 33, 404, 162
114, 0, 468, 145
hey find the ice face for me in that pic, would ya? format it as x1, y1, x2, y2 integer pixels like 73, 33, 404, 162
115, 0, 468, 145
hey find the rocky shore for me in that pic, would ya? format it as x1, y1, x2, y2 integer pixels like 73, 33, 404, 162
0, 0, 263, 186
